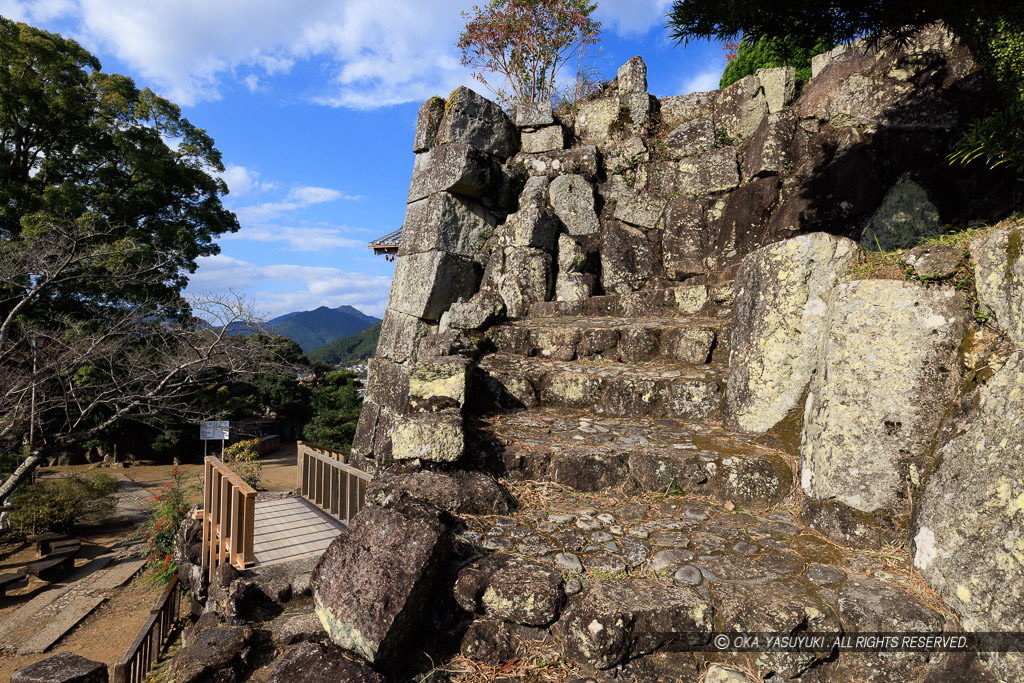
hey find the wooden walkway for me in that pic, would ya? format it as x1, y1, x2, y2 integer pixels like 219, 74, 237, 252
251, 497, 345, 567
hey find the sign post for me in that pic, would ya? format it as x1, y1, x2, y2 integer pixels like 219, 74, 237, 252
200, 421, 230, 457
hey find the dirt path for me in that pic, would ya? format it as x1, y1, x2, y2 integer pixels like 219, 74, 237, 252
0, 443, 299, 679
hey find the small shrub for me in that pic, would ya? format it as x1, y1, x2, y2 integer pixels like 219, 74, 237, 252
135, 468, 195, 584
222, 438, 262, 490
9, 472, 119, 534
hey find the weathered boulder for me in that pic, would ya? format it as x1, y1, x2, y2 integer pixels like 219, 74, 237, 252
744, 110, 798, 178
556, 578, 713, 669
434, 86, 514, 158
515, 100, 554, 128
454, 553, 565, 626
267, 642, 385, 683
714, 74, 769, 141
647, 149, 740, 197
661, 325, 715, 363
574, 95, 621, 147
440, 296, 503, 332
364, 357, 409, 414
12, 652, 107, 683
388, 250, 480, 322
391, 409, 464, 463
518, 175, 551, 209
550, 449, 630, 491
970, 223, 1024, 346
496, 247, 554, 318
367, 469, 513, 515
861, 174, 941, 251
408, 143, 495, 203
350, 400, 399, 468
629, 449, 708, 494
409, 356, 472, 405
510, 146, 600, 181
913, 351, 1024, 682
617, 56, 647, 93
800, 280, 968, 540
497, 207, 559, 251
613, 185, 666, 231
756, 66, 796, 114
167, 622, 254, 683
271, 612, 326, 648
713, 578, 840, 678
662, 197, 709, 279
460, 619, 549, 664
705, 665, 759, 683
712, 454, 792, 510
903, 244, 964, 279
398, 192, 494, 258
549, 174, 600, 236
832, 576, 946, 682
726, 233, 861, 434
601, 220, 655, 294
413, 96, 446, 153
660, 90, 718, 129
664, 117, 716, 158
375, 310, 434, 363
522, 125, 565, 153
312, 502, 450, 667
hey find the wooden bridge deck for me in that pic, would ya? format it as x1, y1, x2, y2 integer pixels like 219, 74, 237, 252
251, 496, 345, 567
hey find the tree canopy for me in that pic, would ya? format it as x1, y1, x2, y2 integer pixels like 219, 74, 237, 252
720, 33, 834, 89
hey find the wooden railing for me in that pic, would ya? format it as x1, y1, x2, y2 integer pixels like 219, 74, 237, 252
297, 442, 372, 524
200, 456, 256, 581
111, 575, 181, 683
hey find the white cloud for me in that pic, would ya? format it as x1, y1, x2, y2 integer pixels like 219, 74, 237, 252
234, 184, 358, 223
221, 225, 365, 251
5, 0, 674, 108
681, 67, 723, 94
187, 254, 391, 317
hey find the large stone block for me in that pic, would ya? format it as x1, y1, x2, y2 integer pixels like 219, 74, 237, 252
13, 652, 108, 683
350, 400, 399, 468
744, 110, 798, 178
409, 356, 472, 405
375, 310, 434, 363
454, 554, 565, 626
388, 250, 480, 322
574, 95, 621, 147
715, 74, 769, 141
726, 233, 861, 434
408, 143, 495, 203
555, 579, 713, 669
510, 145, 599, 181
601, 219, 655, 294
496, 207, 559, 252
549, 174, 600, 236
616, 56, 647, 94
434, 86, 514, 158
497, 247, 554, 318
613, 185, 666, 231
365, 357, 409, 414
398, 192, 494, 258
413, 96, 446, 153
440, 296, 503, 332
913, 351, 1024, 682
756, 66, 796, 113
391, 410, 464, 463
860, 174, 941, 251
970, 223, 1024, 346
646, 148, 740, 197
664, 117, 715, 158
312, 502, 450, 667
662, 197, 708, 279
515, 100, 554, 128
521, 125, 565, 153
659, 90, 718, 129
266, 642, 385, 683
518, 175, 550, 210
800, 281, 968, 524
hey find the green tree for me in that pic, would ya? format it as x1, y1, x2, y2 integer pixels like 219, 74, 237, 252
457, 0, 602, 107
720, 33, 834, 88
666, 0, 1024, 173
0, 18, 238, 311
303, 371, 362, 452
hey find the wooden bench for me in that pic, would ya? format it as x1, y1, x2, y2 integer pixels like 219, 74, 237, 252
0, 569, 28, 598
24, 539, 81, 582
28, 532, 78, 557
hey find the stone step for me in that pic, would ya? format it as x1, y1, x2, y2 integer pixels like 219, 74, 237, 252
455, 482, 955, 682
524, 281, 735, 321
474, 353, 726, 419
483, 315, 730, 365
470, 407, 793, 510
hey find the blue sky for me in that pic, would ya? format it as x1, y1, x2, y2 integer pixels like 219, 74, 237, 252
1, 0, 727, 318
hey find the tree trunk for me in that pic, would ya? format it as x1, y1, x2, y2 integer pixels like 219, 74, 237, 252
0, 450, 44, 504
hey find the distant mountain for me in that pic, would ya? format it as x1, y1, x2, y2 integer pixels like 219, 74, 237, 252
307, 320, 382, 365
267, 305, 380, 353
